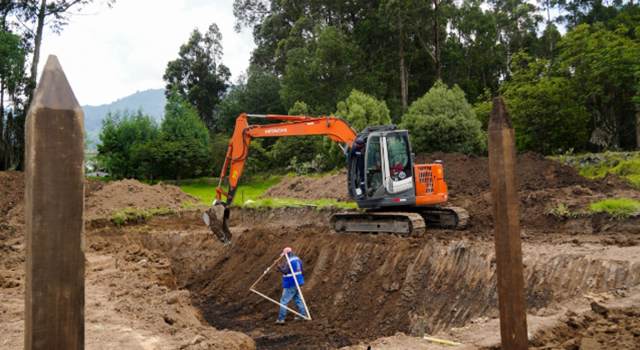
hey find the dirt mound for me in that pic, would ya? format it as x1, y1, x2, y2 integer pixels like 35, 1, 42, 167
531, 306, 640, 349
420, 152, 628, 196
263, 153, 625, 203
262, 171, 350, 201
1, 172, 196, 224
85, 179, 197, 220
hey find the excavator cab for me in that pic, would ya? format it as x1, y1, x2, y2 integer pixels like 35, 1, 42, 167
347, 126, 417, 209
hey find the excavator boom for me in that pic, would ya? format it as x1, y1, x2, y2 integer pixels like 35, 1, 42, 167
204, 113, 357, 242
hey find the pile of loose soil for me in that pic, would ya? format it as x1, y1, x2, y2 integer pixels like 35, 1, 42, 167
263, 153, 625, 202
262, 170, 350, 201
419, 152, 629, 196
1, 173, 198, 227
531, 305, 640, 349
85, 179, 197, 220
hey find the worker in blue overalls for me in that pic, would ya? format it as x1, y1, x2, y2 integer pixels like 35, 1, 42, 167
276, 247, 308, 324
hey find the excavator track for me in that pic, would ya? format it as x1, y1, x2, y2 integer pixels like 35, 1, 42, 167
331, 212, 426, 237
420, 206, 469, 230
330, 206, 469, 236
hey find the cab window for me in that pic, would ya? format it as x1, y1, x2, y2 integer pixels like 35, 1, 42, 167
365, 136, 383, 197
386, 134, 411, 181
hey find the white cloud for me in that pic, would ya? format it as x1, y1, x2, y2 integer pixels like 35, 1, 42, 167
39, 0, 255, 105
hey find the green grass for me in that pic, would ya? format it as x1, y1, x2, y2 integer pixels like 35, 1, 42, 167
553, 151, 640, 189
178, 173, 356, 209
179, 175, 283, 205
589, 198, 640, 219
242, 197, 357, 209
110, 207, 174, 226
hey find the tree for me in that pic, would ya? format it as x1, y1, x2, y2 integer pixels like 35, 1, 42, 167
164, 23, 231, 132
502, 53, 590, 154
489, 0, 542, 79
269, 100, 327, 173
280, 26, 367, 113
0, 29, 25, 169
15, 1, 115, 96
336, 89, 391, 131
152, 93, 212, 180
401, 80, 485, 154
0, 0, 114, 170
558, 23, 640, 149
215, 65, 285, 133
97, 110, 158, 179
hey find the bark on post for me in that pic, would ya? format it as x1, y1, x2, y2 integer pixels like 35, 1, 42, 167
488, 97, 528, 349
25, 55, 85, 350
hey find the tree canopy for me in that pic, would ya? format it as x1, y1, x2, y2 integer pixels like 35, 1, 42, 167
164, 23, 231, 132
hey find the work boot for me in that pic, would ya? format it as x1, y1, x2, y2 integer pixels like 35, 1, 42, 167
275, 319, 285, 325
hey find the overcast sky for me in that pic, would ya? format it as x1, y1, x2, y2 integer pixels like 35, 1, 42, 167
39, 0, 255, 106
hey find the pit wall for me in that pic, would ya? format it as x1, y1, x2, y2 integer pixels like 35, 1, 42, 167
112, 209, 640, 347
186, 218, 640, 343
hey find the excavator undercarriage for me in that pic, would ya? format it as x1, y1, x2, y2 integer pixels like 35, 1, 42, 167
330, 206, 468, 237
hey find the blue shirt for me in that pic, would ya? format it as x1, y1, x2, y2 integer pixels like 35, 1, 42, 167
281, 254, 304, 288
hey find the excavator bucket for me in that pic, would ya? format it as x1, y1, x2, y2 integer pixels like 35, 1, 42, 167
203, 202, 232, 244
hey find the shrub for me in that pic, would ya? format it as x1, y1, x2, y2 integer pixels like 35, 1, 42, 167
400, 81, 485, 154
335, 89, 391, 131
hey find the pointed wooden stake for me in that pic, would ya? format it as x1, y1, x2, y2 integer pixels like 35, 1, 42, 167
25, 55, 85, 350
488, 97, 528, 349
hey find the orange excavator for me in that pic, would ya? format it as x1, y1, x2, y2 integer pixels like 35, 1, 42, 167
203, 113, 468, 243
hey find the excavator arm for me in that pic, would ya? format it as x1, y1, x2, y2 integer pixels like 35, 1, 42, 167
204, 113, 358, 243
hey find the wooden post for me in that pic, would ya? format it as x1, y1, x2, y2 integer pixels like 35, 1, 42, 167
25, 55, 85, 350
488, 97, 528, 349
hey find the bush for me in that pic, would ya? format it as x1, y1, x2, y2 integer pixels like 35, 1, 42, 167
153, 93, 213, 180
335, 89, 391, 131
97, 93, 214, 180
97, 110, 159, 179
401, 81, 486, 154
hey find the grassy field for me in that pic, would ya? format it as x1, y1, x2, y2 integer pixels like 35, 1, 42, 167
179, 175, 357, 209
179, 175, 282, 205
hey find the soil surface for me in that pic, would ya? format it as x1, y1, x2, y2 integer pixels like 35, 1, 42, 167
0, 176, 252, 349
2, 153, 640, 349
85, 179, 198, 220
262, 152, 640, 234
262, 170, 350, 201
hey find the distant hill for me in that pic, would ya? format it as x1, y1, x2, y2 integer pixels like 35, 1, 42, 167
83, 88, 166, 148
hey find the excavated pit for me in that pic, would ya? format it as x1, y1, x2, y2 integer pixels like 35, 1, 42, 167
3, 160, 640, 349
126, 211, 640, 349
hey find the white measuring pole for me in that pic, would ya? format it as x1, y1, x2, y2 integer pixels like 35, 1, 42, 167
285, 253, 312, 320
249, 288, 309, 319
